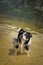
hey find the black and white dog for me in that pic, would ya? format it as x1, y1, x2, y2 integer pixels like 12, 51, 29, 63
13, 28, 32, 55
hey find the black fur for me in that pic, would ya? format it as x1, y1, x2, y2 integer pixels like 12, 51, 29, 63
17, 28, 32, 50
17, 28, 25, 42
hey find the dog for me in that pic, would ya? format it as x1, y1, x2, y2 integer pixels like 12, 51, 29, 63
13, 28, 32, 55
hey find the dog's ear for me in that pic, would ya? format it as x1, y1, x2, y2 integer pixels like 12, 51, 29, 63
17, 28, 22, 32
17, 28, 24, 33
29, 33, 32, 38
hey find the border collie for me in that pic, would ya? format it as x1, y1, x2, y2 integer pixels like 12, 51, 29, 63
13, 28, 32, 55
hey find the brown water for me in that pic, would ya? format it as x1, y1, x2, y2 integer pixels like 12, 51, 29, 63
0, 19, 43, 65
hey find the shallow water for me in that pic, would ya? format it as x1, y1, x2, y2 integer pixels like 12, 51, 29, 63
0, 22, 43, 65
0, 18, 43, 33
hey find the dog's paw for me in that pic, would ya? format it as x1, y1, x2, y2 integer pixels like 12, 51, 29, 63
27, 53, 31, 57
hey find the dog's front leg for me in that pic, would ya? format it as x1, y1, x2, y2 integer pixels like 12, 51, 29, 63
20, 38, 25, 54
21, 43, 24, 53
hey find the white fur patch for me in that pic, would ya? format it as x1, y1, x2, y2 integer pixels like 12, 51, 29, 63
28, 38, 32, 45
23, 35, 26, 40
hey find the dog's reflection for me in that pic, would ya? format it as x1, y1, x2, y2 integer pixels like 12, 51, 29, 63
9, 38, 21, 55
